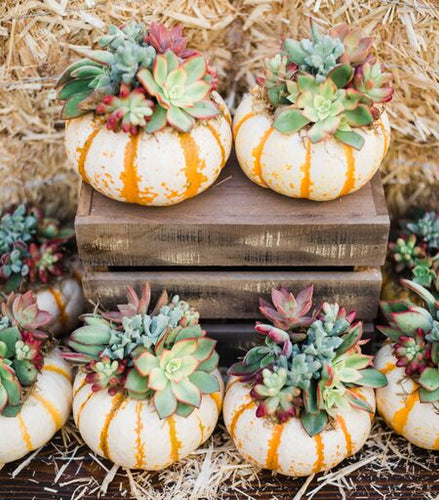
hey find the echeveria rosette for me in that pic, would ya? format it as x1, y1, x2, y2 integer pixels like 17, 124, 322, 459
329, 23, 375, 66
353, 62, 394, 105
257, 54, 298, 107
389, 234, 426, 273
0, 290, 53, 417
408, 212, 439, 251
378, 279, 439, 403
144, 23, 198, 59
137, 51, 219, 133
228, 285, 387, 437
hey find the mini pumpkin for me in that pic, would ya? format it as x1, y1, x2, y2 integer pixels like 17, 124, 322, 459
64, 283, 224, 469
0, 204, 85, 335
223, 285, 387, 476
0, 291, 72, 463
375, 279, 439, 449
234, 21, 392, 201
57, 22, 232, 206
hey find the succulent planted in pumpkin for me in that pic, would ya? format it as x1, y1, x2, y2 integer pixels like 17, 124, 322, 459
353, 63, 393, 104
229, 285, 386, 436
389, 234, 425, 273
0, 204, 73, 292
258, 54, 298, 107
0, 291, 53, 416
65, 283, 220, 419
378, 279, 439, 402
137, 52, 219, 133
329, 23, 375, 66
57, 21, 219, 135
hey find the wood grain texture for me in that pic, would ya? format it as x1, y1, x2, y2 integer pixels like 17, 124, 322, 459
75, 154, 390, 267
83, 268, 382, 320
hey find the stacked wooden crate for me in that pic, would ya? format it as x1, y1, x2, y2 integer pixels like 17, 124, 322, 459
75, 155, 389, 360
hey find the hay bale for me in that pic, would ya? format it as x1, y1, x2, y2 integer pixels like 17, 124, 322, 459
0, 0, 437, 217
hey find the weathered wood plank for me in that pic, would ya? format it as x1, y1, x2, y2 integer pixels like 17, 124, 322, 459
76, 155, 389, 267
83, 268, 382, 320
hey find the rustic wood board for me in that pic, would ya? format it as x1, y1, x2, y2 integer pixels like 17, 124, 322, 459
83, 268, 382, 320
76, 155, 389, 268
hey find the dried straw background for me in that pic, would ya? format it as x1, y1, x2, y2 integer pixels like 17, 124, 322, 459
0, 0, 438, 218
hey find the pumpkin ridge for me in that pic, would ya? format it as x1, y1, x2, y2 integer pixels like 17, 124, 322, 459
233, 112, 255, 139
206, 122, 225, 167
179, 133, 208, 200
265, 422, 285, 470
76, 390, 95, 427
119, 135, 141, 204
391, 390, 419, 434
134, 401, 146, 468
312, 434, 325, 473
76, 125, 101, 183
48, 287, 68, 329
251, 127, 273, 187
209, 392, 222, 413
229, 400, 255, 439
168, 415, 182, 462
300, 139, 312, 198
378, 122, 388, 154
73, 379, 88, 399
33, 393, 63, 430
336, 415, 353, 456
379, 362, 396, 375
17, 415, 33, 451
99, 392, 126, 460
43, 364, 72, 383
198, 417, 205, 442
340, 145, 356, 197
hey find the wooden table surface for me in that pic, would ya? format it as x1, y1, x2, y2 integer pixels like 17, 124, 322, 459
0, 417, 437, 500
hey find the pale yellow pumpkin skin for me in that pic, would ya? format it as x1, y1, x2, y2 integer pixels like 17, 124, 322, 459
72, 369, 224, 469
64, 92, 232, 206
223, 378, 375, 476
35, 276, 85, 335
233, 93, 390, 201
375, 343, 439, 450
0, 349, 73, 463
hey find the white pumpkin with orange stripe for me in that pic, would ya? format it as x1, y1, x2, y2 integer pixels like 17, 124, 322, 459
233, 92, 390, 201
36, 276, 85, 335
0, 349, 72, 464
64, 92, 232, 206
72, 369, 224, 469
223, 378, 375, 476
375, 343, 439, 450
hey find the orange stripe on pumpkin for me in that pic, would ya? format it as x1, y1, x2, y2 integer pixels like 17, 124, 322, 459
380, 362, 396, 375
134, 401, 146, 469
233, 112, 255, 139
336, 415, 353, 456
340, 145, 356, 196
48, 287, 68, 330
210, 392, 222, 413
76, 391, 95, 427
18, 415, 33, 451
433, 434, 439, 450
300, 139, 312, 198
251, 127, 273, 187
33, 393, 63, 430
43, 364, 72, 383
168, 415, 182, 462
378, 122, 388, 154
179, 133, 208, 200
77, 126, 100, 183
73, 379, 88, 398
312, 434, 325, 473
265, 423, 285, 470
99, 393, 126, 460
120, 134, 141, 203
207, 122, 226, 167
229, 401, 255, 439
391, 390, 419, 434
198, 417, 205, 442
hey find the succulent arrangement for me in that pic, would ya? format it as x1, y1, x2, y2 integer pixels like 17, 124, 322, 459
388, 211, 439, 295
228, 285, 387, 436
64, 283, 220, 418
57, 22, 220, 134
257, 21, 393, 149
0, 205, 74, 292
0, 290, 53, 416
378, 279, 439, 402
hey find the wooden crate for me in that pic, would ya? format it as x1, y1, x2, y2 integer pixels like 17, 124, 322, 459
76, 154, 389, 352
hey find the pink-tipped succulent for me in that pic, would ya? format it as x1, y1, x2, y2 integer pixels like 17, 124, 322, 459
96, 84, 155, 135
26, 242, 65, 285
2, 291, 52, 332
144, 23, 198, 59
394, 329, 432, 376
259, 285, 315, 330
353, 62, 394, 104
330, 23, 375, 66
85, 356, 126, 395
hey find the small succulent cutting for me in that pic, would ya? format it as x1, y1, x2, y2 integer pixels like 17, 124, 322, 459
57, 22, 220, 134
228, 285, 386, 436
64, 283, 220, 418
0, 291, 53, 416
388, 211, 439, 296
378, 280, 439, 403
257, 21, 393, 150
0, 205, 74, 292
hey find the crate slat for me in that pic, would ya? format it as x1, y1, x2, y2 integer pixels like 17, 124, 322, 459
76, 155, 389, 268
83, 268, 382, 320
